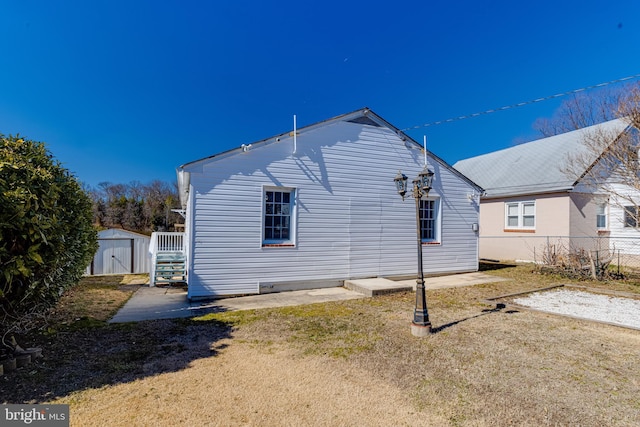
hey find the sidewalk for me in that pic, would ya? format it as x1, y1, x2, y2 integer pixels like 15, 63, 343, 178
109, 272, 508, 323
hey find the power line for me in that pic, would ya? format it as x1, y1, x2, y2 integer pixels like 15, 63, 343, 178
402, 73, 640, 131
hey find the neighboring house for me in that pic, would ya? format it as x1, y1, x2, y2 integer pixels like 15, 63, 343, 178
453, 118, 637, 263
176, 108, 482, 299
86, 228, 151, 275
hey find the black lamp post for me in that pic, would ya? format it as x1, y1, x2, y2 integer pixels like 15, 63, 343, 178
394, 166, 435, 337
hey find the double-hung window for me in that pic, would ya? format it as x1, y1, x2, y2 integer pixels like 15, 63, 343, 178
419, 198, 440, 243
263, 188, 295, 246
505, 201, 535, 230
596, 204, 607, 229
624, 206, 639, 228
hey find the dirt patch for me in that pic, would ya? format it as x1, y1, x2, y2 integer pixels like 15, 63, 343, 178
55, 342, 437, 427
1, 319, 231, 403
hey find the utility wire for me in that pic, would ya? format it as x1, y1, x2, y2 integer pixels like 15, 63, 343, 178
402, 73, 640, 131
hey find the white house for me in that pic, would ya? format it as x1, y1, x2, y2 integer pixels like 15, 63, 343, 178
176, 108, 482, 299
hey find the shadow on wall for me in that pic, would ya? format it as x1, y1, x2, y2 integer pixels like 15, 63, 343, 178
186, 121, 440, 197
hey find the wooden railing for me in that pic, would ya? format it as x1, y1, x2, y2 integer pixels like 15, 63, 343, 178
151, 231, 185, 253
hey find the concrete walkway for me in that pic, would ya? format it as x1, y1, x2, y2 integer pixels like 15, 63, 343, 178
108, 287, 364, 323
109, 272, 508, 323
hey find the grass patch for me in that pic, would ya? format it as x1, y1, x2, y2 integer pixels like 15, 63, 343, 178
191, 309, 266, 326
194, 303, 380, 358
275, 303, 382, 358
50, 274, 145, 325
276, 303, 355, 318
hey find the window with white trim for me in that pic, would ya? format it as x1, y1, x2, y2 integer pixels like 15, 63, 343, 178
263, 188, 295, 245
596, 203, 607, 229
505, 201, 535, 230
419, 198, 440, 243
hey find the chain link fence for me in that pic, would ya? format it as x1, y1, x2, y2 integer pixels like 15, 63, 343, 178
479, 235, 640, 278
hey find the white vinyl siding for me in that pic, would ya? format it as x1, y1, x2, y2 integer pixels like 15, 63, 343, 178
183, 119, 480, 298
505, 201, 535, 230
597, 181, 640, 256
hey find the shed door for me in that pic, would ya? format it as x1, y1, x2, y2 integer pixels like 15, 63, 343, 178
100, 239, 133, 274
348, 199, 382, 278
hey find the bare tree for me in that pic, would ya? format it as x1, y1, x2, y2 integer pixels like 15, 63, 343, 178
560, 84, 640, 218
526, 84, 640, 277
533, 83, 638, 137
87, 180, 181, 234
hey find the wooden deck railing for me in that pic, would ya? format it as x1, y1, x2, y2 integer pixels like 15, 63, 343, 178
151, 231, 185, 253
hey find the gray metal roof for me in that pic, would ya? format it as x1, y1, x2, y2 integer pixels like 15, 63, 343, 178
453, 118, 630, 198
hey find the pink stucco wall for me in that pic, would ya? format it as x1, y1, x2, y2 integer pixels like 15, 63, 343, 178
478, 192, 602, 262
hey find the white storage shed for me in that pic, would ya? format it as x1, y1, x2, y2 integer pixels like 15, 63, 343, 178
86, 229, 151, 275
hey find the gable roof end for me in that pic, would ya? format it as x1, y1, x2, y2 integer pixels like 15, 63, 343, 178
177, 108, 483, 194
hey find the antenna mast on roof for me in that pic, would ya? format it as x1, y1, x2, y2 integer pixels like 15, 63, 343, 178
293, 115, 297, 154
424, 135, 428, 167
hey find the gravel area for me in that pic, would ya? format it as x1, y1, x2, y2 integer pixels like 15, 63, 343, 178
513, 289, 640, 329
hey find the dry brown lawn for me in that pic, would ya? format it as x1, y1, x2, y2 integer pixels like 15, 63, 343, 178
49, 274, 147, 323
3, 265, 640, 426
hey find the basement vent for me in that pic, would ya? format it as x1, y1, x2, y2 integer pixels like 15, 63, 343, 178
346, 116, 381, 127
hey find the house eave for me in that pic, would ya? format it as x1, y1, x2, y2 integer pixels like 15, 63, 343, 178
481, 186, 575, 200
179, 108, 376, 171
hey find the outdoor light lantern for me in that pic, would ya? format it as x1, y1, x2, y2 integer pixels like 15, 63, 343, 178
418, 167, 434, 192
393, 166, 436, 337
394, 170, 408, 200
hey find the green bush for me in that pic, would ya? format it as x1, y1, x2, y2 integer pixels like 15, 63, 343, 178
0, 134, 98, 333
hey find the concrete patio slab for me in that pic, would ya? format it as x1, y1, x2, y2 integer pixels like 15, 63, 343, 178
109, 272, 509, 323
344, 278, 412, 296
346, 272, 509, 296
108, 287, 196, 323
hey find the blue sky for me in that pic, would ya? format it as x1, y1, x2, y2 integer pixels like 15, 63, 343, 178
1, 0, 639, 188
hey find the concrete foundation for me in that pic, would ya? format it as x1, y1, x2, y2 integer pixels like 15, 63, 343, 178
410, 322, 432, 337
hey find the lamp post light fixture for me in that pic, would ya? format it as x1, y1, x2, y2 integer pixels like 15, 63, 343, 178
394, 166, 435, 337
